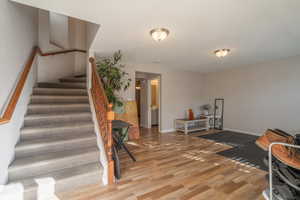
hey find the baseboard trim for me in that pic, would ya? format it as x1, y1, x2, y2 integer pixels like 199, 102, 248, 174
224, 128, 260, 136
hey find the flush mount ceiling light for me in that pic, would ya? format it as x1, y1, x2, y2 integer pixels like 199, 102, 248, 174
150, 28, 170, 42
214, 49, 231, 58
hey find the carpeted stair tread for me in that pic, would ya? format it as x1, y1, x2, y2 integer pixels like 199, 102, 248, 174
27, 103, 90, 114
20, 121, 94, 140
7, 74, 103, 198
8, 147, 100, 182
33, 87, 87, 96
15, 133, 97, 158
59, 77, 87, 83
30, 95, 89, 104
10, 162, 102, 200
24, 112, 92, 126
37, 82, 86, 89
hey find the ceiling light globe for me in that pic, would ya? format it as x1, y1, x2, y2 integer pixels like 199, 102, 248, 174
150, 28, 170, 42
214, 49, 230, 58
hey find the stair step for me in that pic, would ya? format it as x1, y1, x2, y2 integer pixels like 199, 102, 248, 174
37, 82, 86, 89
21, 122, 95, 140
10, 162, 102, 200
24, 112, 92, 127
16, 134, 97, 158
59, 77, 87, 83
74, 74, 86, 78
33, 88, 87, 96
8, 147, 100, 182
6, 75, 105, 198
27, 103, 91, 114
30, 95, 89, 104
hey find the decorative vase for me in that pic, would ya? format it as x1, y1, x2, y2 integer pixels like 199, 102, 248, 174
188, 109, 195, 120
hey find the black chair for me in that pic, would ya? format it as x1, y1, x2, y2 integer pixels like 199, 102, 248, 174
112, 120, 136, 179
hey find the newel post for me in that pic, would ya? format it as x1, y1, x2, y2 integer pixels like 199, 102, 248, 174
107, 103, 115, 184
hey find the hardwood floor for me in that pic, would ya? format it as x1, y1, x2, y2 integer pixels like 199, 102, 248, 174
58, 128, 267, 200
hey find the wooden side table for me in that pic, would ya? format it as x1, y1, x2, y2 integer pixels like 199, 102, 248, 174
174, 117, 209, 135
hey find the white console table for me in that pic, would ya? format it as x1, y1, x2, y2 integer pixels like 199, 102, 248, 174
175, 118, 209, 135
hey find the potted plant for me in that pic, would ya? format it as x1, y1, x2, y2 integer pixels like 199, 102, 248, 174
96, 50, 131, 113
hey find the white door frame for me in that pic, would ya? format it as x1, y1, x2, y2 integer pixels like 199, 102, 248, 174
157, 76, 161, 132
135, 72, 162, 132
139, 79, 148, 128
146, 80, 152, 128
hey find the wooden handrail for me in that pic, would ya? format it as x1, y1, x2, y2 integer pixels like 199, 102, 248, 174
38, 48, 86, 56
89, 58, 109, 107
0, 47, 38, 125
89, 57, 115, 184
0, 46, 86, 125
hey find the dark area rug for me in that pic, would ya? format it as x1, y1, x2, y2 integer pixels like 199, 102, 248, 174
198, 131, 258, 147
198, 131, 267, 171
218, 142, 268, 171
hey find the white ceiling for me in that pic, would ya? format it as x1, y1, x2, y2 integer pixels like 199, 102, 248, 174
13, 0, 300, 72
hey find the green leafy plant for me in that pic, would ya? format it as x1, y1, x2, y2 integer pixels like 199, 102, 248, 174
96, 50, 131, 110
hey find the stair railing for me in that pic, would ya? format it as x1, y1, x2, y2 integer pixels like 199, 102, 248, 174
89, 57, 115, 184
0, 46, 86, 125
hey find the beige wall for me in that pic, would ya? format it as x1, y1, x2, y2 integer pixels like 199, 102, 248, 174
38, 9, 61, 52
203, 55, 300, 135
49, 12, 69, 48
38, 10, 75, 82
120, 63, 205, 132
0, 1, 38, 183
151, 80, 159, 107
69, 17, 87, 74
38, 11, 88, 82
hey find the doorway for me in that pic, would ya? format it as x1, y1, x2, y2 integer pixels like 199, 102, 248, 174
135, 72, 161, 131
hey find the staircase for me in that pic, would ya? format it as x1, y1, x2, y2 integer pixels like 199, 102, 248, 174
8, 76, 103, 199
